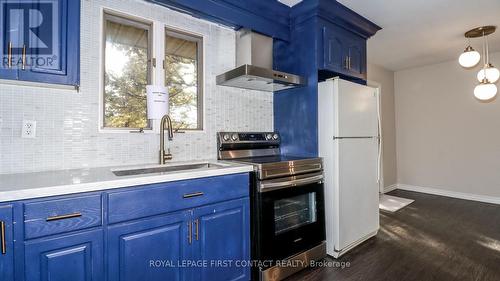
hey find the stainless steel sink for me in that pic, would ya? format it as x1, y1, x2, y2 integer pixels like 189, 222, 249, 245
112, 163, 225, 177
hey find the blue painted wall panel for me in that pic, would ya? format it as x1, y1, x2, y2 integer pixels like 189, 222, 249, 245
274, 18, 319, 157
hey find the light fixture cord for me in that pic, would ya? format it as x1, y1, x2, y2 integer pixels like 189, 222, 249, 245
482, 31, 487, 74
486, 33, 490, 65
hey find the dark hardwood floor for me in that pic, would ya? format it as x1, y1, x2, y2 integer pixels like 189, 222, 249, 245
286, 190, 500, 281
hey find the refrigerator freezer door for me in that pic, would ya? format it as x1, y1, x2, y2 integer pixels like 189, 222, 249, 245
334, 137, 379, 251
335, 79, 378, 137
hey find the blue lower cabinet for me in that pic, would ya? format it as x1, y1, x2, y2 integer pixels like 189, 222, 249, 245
108, 199, 250, 281
193, 198, 250, 281
24, 229, 104, 281
4, 174, 250, 281
107, 211, 191, 281
0, 205, 14, 281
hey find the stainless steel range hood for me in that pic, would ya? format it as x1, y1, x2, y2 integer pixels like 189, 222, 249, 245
216, 29, 307, 92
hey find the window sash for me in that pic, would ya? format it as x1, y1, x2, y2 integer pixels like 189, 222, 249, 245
102, 12, 153, 130
165, 28, 203, 131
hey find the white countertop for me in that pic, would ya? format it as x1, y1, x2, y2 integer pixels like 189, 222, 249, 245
0, 160, 254, 203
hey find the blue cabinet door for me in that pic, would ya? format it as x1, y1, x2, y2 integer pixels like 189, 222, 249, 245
322, 25, 346, 73
24, 229, 104, 281
345, 34, 366, 80
0, 205, 14, 281
0, 1, 19, 80
192, 198, 250, 281
108, 211, 191, 281
0, 0, 80, 86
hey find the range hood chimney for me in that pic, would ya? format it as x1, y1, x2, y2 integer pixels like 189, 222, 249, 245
216, 29, 307, 92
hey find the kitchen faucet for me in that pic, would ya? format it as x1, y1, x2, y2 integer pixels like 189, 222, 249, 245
159, 114, 174, 164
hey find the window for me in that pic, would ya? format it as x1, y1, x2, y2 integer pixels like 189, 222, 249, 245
101, 12, 203, 131
165, 29, 203, 130
103, 13, 152, 129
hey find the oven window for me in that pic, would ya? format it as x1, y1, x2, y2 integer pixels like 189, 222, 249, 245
274, 192, 317, 235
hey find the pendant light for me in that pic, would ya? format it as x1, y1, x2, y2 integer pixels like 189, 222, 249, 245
458, 26, 497, 101
474, 30, 497, 101
474, 79, 497, 100
476, 34, 499, 83
458, 45, 480, 68
477, 64, 500, 83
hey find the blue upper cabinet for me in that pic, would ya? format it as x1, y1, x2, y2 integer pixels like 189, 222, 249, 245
321, 22, 367, 80
0, 2, 19, 80
0, 205, 14, 281
0, 0, 80, 87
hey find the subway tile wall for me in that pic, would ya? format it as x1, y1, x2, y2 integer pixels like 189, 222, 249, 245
0, 0, 273, 174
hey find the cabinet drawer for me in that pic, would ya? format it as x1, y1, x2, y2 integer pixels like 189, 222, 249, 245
108, 173, 249, 224
24, 195, 102, 239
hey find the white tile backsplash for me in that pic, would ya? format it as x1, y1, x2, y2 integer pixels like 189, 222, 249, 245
0, 0, 273, 174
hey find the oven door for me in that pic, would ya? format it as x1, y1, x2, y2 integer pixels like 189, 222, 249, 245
257, 172, 325, 261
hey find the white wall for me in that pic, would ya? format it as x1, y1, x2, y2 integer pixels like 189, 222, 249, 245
0, 0, 273, 174
368, 63, 397, 188
395, 52, 500, 198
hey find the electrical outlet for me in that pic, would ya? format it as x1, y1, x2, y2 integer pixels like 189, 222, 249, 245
22, 120, 37, 138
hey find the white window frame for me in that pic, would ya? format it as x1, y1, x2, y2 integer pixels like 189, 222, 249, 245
98, 7, 206, 134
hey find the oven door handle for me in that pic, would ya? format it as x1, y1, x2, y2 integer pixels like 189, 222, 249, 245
259, 174, 324, 192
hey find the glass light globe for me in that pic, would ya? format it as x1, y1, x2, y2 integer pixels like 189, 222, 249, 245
474, 80, 497, 101
458, 46, 481, 68
477, 64, 500, 83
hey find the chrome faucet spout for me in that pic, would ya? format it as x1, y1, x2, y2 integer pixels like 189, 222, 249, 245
159, 114, 174, 164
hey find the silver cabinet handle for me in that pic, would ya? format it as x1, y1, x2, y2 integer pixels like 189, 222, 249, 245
194, 219, 199, 241
183, 192, 204, 199
22, 44, 26, 70
7, 42, 12, 68
1, 221, 6, 255
187, 220, 192, 244
46, 212, 82, 221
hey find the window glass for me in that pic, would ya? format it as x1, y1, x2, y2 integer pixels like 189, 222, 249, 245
165, 30, 203, 130
103, 14, 151, 129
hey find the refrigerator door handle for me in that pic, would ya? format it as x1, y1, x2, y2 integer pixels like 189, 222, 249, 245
333, 136, 377, 140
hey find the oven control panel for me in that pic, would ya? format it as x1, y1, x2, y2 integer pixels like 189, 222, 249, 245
217, 132, 280, 144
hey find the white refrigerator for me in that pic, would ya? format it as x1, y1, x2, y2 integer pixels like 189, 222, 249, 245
318, 77, 380, 258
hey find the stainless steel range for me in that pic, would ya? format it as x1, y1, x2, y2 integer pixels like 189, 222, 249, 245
217, 132, 326, 281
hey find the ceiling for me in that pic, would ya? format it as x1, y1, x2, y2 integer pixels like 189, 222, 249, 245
278, 0, 500, 71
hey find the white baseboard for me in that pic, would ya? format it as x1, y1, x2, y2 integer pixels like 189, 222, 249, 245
396, 184, 500, 205
383, 184, 398, 193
